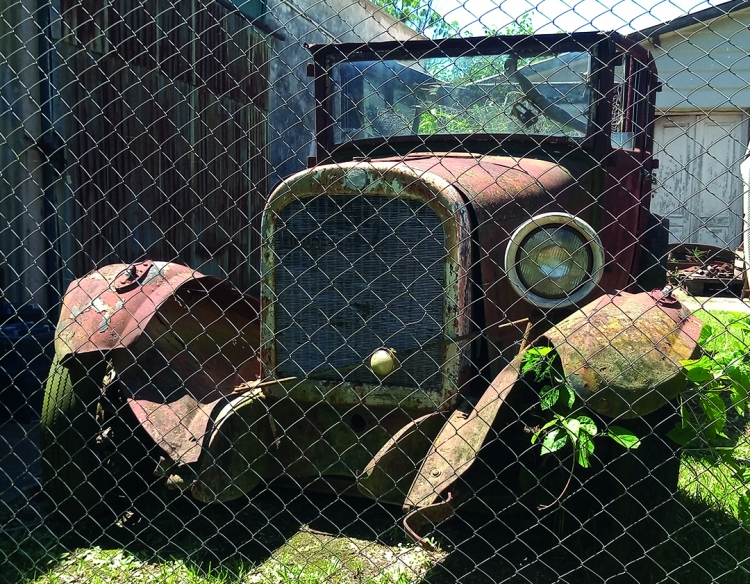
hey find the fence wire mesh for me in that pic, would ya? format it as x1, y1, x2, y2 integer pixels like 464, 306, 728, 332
2, 0, 750, 582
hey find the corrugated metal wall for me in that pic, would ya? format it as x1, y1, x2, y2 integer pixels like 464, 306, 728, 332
45, 0, 268, 302
0, 0, 48, 308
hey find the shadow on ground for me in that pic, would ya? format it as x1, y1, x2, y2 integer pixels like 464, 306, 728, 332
2, 483, 750, 583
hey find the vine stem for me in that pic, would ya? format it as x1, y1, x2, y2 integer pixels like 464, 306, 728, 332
538, 451, 577, 511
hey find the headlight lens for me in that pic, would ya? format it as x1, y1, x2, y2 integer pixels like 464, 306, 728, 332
506, 213, 604, 309
518, 227, 591, 298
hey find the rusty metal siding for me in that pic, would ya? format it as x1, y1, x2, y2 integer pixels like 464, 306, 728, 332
55, 0, 269, 291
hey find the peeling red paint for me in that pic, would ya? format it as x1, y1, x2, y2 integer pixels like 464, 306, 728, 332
56, 262, 217, 357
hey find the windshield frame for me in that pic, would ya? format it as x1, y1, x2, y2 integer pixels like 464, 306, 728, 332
309, 32, 623, 162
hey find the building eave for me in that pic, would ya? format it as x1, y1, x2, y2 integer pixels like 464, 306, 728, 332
627, 0, 750, 43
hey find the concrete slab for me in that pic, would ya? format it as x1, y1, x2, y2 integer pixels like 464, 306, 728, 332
673, 289, 750, 315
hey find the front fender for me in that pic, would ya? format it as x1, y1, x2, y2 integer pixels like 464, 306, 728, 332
55, 261, 227, 358
545, 289, 702, 418
54, 260, 262, 468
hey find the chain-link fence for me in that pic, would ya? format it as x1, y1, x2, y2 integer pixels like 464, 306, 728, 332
2, 0, 750, 582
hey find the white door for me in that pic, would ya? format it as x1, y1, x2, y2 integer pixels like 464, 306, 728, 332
651, 113, 748, 248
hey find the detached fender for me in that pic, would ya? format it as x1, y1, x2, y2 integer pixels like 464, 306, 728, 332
54, 260, 262, 469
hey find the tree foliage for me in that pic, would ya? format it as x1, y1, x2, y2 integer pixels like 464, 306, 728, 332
372, 0, 459, 38
483, 12, 535, 36
372, 3, 536, 40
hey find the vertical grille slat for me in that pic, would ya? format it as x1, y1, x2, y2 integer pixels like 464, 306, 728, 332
274, 195, 445, 388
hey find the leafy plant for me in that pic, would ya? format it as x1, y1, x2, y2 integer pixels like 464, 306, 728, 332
687, 247, 709, 264
523, 347, 640, 470
670, 321, 750, 447
669, 313, 750, 524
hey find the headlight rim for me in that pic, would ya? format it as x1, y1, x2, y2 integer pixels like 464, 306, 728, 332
505, 212, 605, 309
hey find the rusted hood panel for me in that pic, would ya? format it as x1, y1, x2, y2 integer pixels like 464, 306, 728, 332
373, 153, 582, 213
55, 261, 225, 358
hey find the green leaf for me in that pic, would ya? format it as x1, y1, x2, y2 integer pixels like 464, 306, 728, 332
575, 433, 595, 468
541, 427, 568, 455
531, 419, 559, 444
539, 385, 559, 410
681, 355, 716, 383
686, 366, 713, 383
732, 321, 750, 332
726, 365, 750, 416
529, 346, 552, 358
700, 392, 727, 441
697, 324, 713, 346
521, 346, 553, 377
562, 383, 576, 409
739, 491, 750, 524
682, 354, 716, 369
607, 426, 641, 449
575, 415, 598, 437
562, 417, 581, 444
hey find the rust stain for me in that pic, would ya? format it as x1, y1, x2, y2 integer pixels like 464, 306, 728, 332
56, 262, 202, 357
112, 281, 262, 465
403, 355, 523, 512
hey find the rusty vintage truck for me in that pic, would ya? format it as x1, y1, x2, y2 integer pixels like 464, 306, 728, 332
42, 32, 700, 554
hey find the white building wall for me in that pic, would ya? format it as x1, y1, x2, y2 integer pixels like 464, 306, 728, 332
640, 9, 750, 247
642, 8, 750, 112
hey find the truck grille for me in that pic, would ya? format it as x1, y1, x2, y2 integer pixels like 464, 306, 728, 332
273, 195, 446, 389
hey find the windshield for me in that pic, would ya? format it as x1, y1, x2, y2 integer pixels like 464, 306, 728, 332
330, 49, 593, 145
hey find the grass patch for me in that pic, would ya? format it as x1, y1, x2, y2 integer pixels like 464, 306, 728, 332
691, 309, 750, 355
8, 527, 439, 584
29, 547, 242, 584
680, 454, 749, 518
256, 528, 440, 583
655, 309, 750, 582
658, 493, 750, 583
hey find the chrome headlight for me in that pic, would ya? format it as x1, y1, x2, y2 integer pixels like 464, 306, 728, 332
505, 212, 604, 309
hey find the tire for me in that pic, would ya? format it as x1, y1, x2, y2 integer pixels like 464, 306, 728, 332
41, 355, 113, 526
41, 354, 161, 531
42, 352, 188, 537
